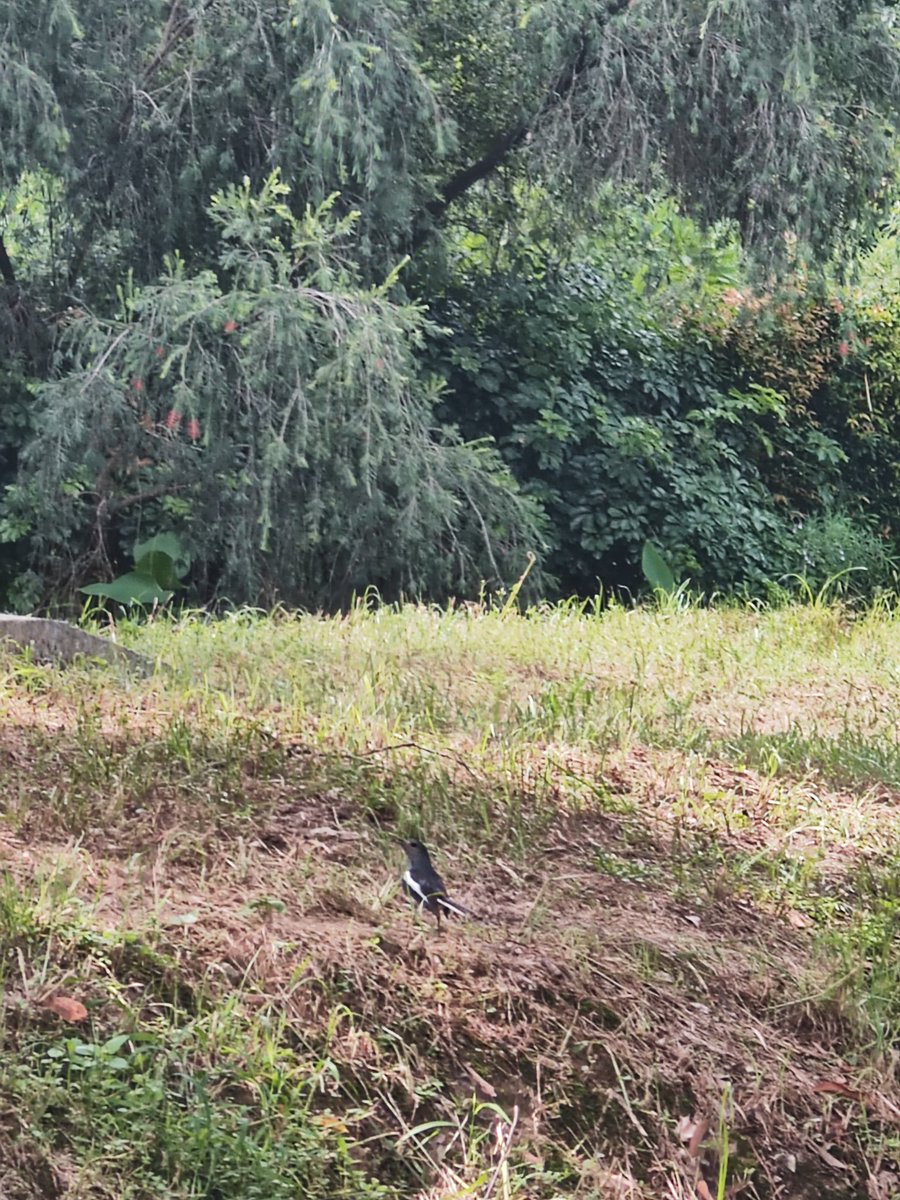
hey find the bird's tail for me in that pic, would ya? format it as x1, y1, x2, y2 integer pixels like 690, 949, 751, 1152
436, 894, 480, 920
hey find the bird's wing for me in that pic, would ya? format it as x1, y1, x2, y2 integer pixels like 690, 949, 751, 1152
404, 869, 476, 918
402, 869, 430, 904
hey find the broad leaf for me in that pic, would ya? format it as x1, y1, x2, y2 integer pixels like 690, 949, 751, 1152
641, 541, 676, 596
133, 551, 180, 591
80, 572, 174, 605
133, 533, 190, 582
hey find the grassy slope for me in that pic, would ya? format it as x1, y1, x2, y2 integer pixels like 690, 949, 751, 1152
1, 601, 899, 1199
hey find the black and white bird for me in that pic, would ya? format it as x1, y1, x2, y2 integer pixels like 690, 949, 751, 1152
401, 838, 475, 929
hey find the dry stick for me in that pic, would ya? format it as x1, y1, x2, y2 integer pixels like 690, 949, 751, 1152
417, 0, 635, 242
607, 1048, 653, 1149
348, 740, 483, 782
518, 878, 550, 931
79, 328, 130, 391
768, 966, 861, 1010
482, 1105, 519, 1200
110, 483, 187, 513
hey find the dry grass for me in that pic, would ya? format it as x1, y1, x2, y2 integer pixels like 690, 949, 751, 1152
0, 599, 899, 1198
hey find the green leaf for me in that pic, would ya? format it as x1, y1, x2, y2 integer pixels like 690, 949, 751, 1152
641, 541, 677, 595
102, 1034, 132, 1054
133, 552, 179, 591
133, 533, 190, 582
79, 573, 174, 605
132, 531, 182, 563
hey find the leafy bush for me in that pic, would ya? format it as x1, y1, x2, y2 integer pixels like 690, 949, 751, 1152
782, 510, 897, 597
715, 283, 900, 580
428, 244, 813, 595
814, 294, 900, 538
425, 191, 900, 601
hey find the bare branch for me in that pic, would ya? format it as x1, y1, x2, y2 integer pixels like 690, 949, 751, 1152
419, 0, 635, 234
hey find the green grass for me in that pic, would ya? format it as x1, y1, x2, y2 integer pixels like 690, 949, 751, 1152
1, 597, 899, 1198
724, 726, 900, 790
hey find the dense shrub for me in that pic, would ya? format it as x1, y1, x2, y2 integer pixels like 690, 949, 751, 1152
784, 509, 897, 596
428, 252, 837, 595
816, 295, 900, 536
716, 284, 900, 585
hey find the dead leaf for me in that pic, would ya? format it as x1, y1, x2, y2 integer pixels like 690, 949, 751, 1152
43, 995, 88, 1022
307, 827, 362, 841
689, 1118, 710, 1158
676, 1114, 695, 1141
815, 1144, 849, 1171
311, 1114, 348, 1133
683, 914, 701, 928
519, 1149, 544, 1168
463, 1063, 498, 1098
676, 1115, 710, 1158
787, 909, 812, 929
868, 1169, 900, 1200
814, 1080, 865, 1103
696, 1179, 714, 1200
164, 912, 199, 927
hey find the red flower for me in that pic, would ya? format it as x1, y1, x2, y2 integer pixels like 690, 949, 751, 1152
131, 377, 145, 392
838, 341, 851, 358
187, 417, 201, 442
155, 345, 166, 358
223, 319, 237, 333
165, 409, 182, 431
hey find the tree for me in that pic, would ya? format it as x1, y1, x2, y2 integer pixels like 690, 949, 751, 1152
1, 0, 899, 603
3, 0, 896, 295
7, 176, 542, 606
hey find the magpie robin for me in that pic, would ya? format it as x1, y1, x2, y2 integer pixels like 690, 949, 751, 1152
401, 839, 475, 929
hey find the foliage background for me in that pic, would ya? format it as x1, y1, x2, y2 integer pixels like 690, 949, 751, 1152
2, 0, 900, 607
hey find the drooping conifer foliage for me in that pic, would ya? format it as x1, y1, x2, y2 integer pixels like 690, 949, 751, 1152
1, 0, 899, 605
9, 178, 542, 604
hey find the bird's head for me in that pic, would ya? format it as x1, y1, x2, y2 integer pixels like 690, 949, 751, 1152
401, 838, 431, 862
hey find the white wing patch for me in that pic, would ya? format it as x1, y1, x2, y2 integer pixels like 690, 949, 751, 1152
403, 869, 428, 903
404, 870, 471, 918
